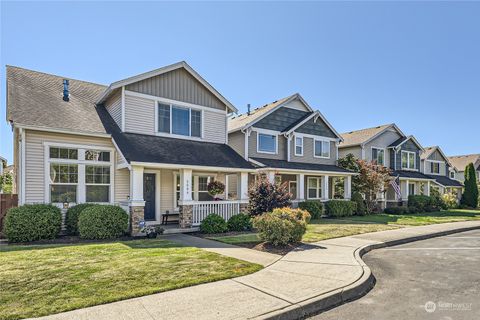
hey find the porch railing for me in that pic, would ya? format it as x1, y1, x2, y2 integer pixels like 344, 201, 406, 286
192, 200, 247, 226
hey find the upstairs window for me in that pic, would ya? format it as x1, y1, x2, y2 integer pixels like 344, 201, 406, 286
257, 133, 277, 154
85, 150, 110, 162
314, 140, 330, 158
157, 102, 202, 138
401, 151, 416, 169
372, 148, 385, 165
49, 147, 78, 160
450, 171, 455, 179
295, 136, 303, 156
430, 162, 440, 174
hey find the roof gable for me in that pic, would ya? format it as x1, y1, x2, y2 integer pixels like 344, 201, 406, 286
448, 154, 480, 172
340, 123, 405, 148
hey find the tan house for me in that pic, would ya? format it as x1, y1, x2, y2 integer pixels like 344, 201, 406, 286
228, 94, 355, 205
448, 154, 480, 182
6, 62, 256, 234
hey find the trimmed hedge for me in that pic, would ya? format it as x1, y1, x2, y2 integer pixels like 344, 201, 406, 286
253, 208, 310, 246
65, 203, 95, 235
4, 204, 62, 242
200, 214, 228, 234
298, 200, 323, 219
384, 206, 409, 215
351, 192, 367, 215
227, 213, 252, 232
408, 195, 445, 212
324, 200, 357, 217
78, 205, 128, 239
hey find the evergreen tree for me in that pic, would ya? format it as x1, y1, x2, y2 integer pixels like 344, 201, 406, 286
461, 163, 479, 208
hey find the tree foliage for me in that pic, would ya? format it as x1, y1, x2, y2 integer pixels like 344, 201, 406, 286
338, 153, 360, 193
356, 159, 392, 213
0, 172, 13, 194
247, 174, 292, 216
461, 163, 479, 208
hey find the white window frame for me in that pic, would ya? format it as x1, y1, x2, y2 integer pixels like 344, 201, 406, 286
307, 177, 322, 199
173, 172, 217, 209
256, 129, 278, 154
401, 150, 416, 170
289, 181, 297, 199
43, 142, 114, 206
371, 147, 385, 166
294, 136, 303, 156
314, 139, 330, 159
428, 160, 441, 175
155, 100, 204, 140
450, 171, 455, 179
408, 182, 416, 196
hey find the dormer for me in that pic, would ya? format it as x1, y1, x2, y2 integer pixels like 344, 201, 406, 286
388, 135, 424, 171
98, 61, 236, 144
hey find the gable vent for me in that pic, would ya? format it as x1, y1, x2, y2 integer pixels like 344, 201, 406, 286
63, 79, 70, 102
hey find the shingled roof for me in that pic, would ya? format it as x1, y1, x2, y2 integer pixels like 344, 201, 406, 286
6, 66, 107, 134
448, 154, 480, 172
339, 124, 395, 148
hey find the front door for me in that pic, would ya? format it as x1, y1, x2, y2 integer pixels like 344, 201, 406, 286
144, 173, 156, 221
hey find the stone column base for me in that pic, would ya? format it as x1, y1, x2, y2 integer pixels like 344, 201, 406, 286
179, 205, 193, 228
130, 206, 145, 236
239, 202, 249, 214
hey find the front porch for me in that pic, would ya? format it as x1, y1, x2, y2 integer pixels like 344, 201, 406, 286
386, 177, 434, 207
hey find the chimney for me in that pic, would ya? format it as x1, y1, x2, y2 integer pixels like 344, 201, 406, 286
247, 103, 251, 115
63, 79, 70, 102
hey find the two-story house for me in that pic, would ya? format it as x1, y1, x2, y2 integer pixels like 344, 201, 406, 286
420, 146, 463, 200
6, 62, 256, 235
338, 123, 437, 207
228, 94, 355, 205
447, 154, 480, 183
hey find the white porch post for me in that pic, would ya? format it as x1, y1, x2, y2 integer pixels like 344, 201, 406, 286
426, 181, 431, 196
130, 165, 145, 236
344, 175, 352, 200
266, 171, 275, 183
238, 172, 249, 200
296, 173, 305, 201
402, 179, 409, 201
179, 168, 193, 202
323, 175, 330, 200
131, 165, 144, 203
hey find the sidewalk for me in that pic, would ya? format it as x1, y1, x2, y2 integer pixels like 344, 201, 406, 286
33, 220, 480, 320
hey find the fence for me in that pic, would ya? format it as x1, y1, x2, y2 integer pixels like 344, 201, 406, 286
0, 194, 18, 237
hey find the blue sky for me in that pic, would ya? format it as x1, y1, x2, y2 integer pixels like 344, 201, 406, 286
1, 1, 479, 164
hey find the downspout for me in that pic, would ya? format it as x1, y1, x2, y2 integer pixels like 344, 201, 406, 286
241, 127, 251, 161
284, 132, 291, 162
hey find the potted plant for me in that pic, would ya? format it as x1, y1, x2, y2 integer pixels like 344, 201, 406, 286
207, 180, 226, 200
141, 225, 164, 238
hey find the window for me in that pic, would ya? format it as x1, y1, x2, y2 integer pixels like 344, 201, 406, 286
408, 183, 415, 196
401, 151, 416, 169
48, 146, 112, 204
85, 166, 110, 202
49, 147, 77, 160
372, 148, 385, 165
450, 171, 455, 179
295, 136, 303, 156
85, 150, 110, 162
157, 102, 202, 138
198, 176, 214, 201
289, 181, 297, 200
307, 177, 322, 199
314, 140, 330, 158
430, 162, 440, 174
49, 163, 78, 202
258, 133, 277, 153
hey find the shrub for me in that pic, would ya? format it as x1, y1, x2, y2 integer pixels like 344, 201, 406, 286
351, 192, 366, 215
253, 208, 310, 246
4, 204, 61, 242
65, 203, 95, 235
200, 213, 228, 234
227, 213, 252, 232
324, 200, 357, 217
78, 205, 128, 239
247, 175, 292, 216
298, 200, 323, 219
384, 206, 409, 215
461, 163, 479, 208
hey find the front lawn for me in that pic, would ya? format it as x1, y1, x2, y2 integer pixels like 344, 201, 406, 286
0, 239, 262, 320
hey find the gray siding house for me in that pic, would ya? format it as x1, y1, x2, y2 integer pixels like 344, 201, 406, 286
447, 154, 480, 183
7, 62, 257, 235
228, 94, 355, 204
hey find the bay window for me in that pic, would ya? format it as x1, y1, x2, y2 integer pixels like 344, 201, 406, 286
401, 151, 416, 169
257, 133, 277, 154
157, 102, 202, 138
314, 140, 330, 158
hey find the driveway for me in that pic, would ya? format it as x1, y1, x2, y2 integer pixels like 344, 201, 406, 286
310, 229, 480, 320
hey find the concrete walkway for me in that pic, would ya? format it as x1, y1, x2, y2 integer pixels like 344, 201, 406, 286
33, 220, 480, 320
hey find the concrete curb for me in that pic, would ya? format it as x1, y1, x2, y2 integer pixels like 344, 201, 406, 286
259, 224, 480, 320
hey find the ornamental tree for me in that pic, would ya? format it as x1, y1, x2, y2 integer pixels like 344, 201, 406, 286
355, 159, 392, 213
461, 163, 479, 208
247, 174, 292, 216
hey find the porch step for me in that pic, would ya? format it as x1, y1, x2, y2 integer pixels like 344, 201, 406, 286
162, 227, 199, 234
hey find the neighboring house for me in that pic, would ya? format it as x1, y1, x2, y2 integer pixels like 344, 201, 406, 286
0, 156, 6, 175
420, 146, 463, 201
6, 62, 255, 234
228, 93, 355, 204
339, 124, 437, 207
447, 154, 480, 182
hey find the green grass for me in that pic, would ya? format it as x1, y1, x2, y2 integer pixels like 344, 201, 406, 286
208, 209, 480, 246
0, 239, 262, 320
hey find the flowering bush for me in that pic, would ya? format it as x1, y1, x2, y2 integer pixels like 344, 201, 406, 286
442, 193, 458, 209
207, 180, 225, 198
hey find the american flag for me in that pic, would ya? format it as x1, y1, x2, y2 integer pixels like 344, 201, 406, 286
390, 175, 402, 199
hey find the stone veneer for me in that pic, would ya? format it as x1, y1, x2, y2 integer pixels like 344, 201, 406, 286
130, 206, 145, 236
179, 205, 193, 228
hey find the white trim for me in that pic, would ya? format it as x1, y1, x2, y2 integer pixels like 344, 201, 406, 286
98, 61, 237, 113
426, 159, 442, 175
121, 86, 126, 131
256, 130, 278, 155
111, 138, 130, 170
371, 146, 386, 166
154, 100, 205, 141
283, 112, 318, 135
313, 139, 331, 159
307, 176, 322, 200
14, 124, 111, 138
401, 150, 416, 170
129, 161, 254, 173
20, 128, 26, 205
287, 132, 339, 142
294, 135, 304, 156
393, 135, 425, 152
126, 90, 227, 115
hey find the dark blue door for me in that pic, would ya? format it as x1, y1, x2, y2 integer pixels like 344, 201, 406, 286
143, 173, 156, 221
